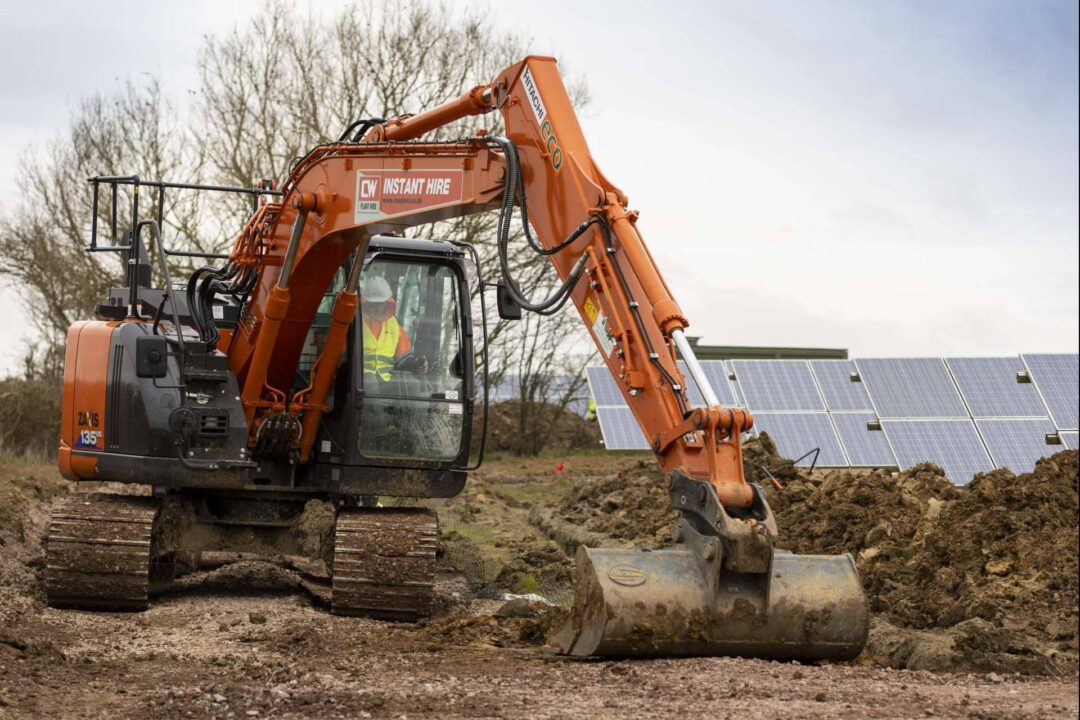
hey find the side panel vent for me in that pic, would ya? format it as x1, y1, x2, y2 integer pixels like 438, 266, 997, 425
106, 343, 124, 450
198, 412, 229, 437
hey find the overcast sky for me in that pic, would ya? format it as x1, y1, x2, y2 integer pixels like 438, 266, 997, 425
0, 0, 1076, 373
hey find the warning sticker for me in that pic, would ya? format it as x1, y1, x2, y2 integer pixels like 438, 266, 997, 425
592, 311, 615, 357
583, 296, 599, 325
354, 170, 464, 223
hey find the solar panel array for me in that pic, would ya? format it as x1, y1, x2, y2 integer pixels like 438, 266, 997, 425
830, 412, 897, 467
586, 353, 1077, 483
730, 361, 824, 411
882, 419, 994, 484
594, 406, 650, 451
947, 357, 1047, 418
856, 358, 968, 418
1022, 354, 1079, 431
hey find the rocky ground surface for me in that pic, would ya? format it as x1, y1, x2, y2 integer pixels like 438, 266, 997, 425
1, 444, 1078, 719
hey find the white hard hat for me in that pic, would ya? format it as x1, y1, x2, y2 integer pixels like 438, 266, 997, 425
360, 276, 392, 303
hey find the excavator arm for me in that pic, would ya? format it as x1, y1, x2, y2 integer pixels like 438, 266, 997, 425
224, 55, 867, 659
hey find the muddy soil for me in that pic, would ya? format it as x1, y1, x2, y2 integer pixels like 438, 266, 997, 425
1, 452, 1078, 719
473, 401, 602, 455
536, 436, 1079, 675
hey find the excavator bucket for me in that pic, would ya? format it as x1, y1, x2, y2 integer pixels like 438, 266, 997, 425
549, 473, 870, 660
549, 546, 868, 659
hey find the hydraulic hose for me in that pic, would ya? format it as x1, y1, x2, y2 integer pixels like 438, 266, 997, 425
483, 135, 588, 315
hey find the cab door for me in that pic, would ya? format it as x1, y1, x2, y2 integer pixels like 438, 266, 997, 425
354, 256, 470, 463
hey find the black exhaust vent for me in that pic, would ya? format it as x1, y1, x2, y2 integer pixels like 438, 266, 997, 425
198, 412, 229, 437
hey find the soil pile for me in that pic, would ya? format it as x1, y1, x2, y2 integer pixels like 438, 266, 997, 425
533, 436, 1079, 674
762, 452, 1078, 673
760, 462, 960, 557
475, 401, 601, 455
865, 453, 1078, 673
551, 459, 679, 548
543, 436, 785, 550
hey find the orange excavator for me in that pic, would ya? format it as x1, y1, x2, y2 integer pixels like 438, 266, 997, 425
52, 56, 868, 659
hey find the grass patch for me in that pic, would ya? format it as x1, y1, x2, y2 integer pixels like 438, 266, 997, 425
0, 453, 68, 538
487, 477, 574, 508
449, 523, 498, 545
513, 573, 539, 594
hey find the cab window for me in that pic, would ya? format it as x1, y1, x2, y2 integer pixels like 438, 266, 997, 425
357, 258, 466, 461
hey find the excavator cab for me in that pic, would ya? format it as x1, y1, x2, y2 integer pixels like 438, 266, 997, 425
304, 236, 480, 494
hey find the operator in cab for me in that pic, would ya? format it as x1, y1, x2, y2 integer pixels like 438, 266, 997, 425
359, 276, 427, 380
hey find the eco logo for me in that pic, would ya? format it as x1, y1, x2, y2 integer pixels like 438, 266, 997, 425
521, 66, 563, 172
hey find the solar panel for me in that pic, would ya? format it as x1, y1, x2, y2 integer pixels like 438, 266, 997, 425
751, 413, 847, 467
723, 361, 750, 408
1022, 353, 1079, 430
700, 361, 740, 406
586, 366, 626, 406
595, 406, 650, 450
975, 418, 1061, 474
676, 360, 706, 407
810, 360, 873, 411
946, 357, 1048, 418
856, 358, 968, 418
831, 412, 897, 467
881, 419, 993, 484
730, 361, 825, 412
1061, 431, 1078, 450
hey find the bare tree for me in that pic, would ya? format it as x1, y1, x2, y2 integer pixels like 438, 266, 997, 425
0, 78, 205, 365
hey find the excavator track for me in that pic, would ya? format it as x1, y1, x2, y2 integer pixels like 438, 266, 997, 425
45, 494, 161, 611
331, 508, 438, 621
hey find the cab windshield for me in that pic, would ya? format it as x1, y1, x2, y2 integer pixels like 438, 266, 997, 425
356, 258, 466, 461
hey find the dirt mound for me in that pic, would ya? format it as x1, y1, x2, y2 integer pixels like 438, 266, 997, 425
552, 459, 678, 548
416, 601, 569, 648
761, 462, 960, 555
865, 453, 1078, 672
761, 452, 1078, 673
532, 436, 1079, 674
742, 432, 805, 488
545, 436, 785, 550
475, 401, 601, 455
492, 541, 573, 597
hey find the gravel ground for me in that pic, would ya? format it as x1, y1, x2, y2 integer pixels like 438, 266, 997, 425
1, 569, 1077, 720
1, 455, 1077, 719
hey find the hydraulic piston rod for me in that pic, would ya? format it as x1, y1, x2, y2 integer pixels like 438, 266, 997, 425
672, 328, 721, 408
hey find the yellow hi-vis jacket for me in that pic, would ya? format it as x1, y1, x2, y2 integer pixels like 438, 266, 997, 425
362, 317, 402, 381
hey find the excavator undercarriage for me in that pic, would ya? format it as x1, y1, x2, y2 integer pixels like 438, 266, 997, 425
46, 491, 441, 621
49, 54, 868, 661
